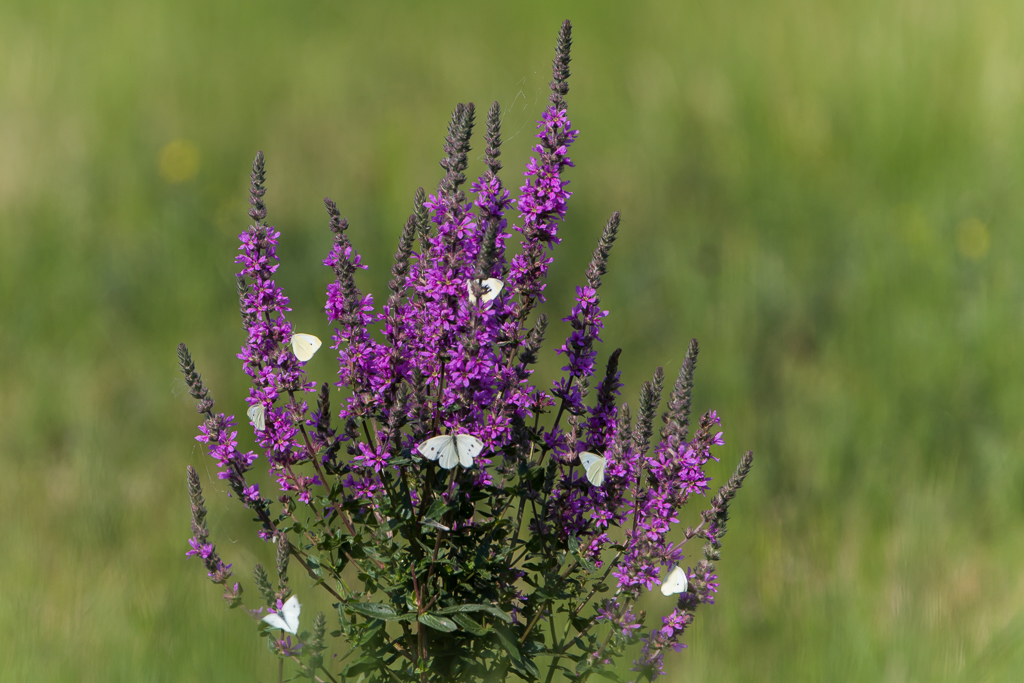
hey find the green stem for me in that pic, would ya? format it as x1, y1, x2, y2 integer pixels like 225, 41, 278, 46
576, 598, 633, 683
542, 613, 562, 683
572, 552, 622, 619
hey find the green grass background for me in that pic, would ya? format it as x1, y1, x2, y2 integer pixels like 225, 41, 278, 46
3, 0, 1024, 680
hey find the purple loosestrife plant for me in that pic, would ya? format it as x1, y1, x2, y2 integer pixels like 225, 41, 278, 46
178, 20, 754, 683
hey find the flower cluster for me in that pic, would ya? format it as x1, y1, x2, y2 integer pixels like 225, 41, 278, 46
178, 20, 753, 683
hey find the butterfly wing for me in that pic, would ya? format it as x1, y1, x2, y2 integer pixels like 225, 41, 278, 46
262, 595, 301, 634
280, 595, 301, 633
455, 434, 484, 468
579, 452, 606, 486
480, 278, 504, 303
417, 435, 450, 462
660, 565, 688, 596
467, 278, 505, 304
436, 436, 460, 469
419, 434, 481, 469
262, 612, 290, 631
290, 333, 322, 362
586, 458, 606, 486
247, 404, 266, 432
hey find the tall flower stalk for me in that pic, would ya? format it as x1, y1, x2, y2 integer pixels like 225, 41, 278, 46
179, 20, 753, 683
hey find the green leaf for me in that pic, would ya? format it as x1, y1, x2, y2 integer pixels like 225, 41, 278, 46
468, 487, 491, 503
570, 615, 590, 633
566, 535, 597, 572
576, 655, 613, 676
424, 497, 448, 521
451, 612, 488, 635
342, 601, 400, 620
305, 555, 323, 578
436, 603, 513, 623
525, 465, 546, 488
418, 613, 458, 633
492, 622, 540, 679
568, 535, 580, 554
492, 624, 527, 666
342, 655, 380, 677
362, 545, 387, 563
510, 652, 541, 679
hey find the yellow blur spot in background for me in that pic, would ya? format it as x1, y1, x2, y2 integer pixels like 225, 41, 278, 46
956, 218, 990, 262
158, 139, 200, 183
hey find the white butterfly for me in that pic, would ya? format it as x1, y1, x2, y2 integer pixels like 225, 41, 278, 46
417, 433, 485, 469
290, 333, 322, 362
467, 278, 504, 304
247, 403, 266, 432
660, 565, 689, 596
579, 452, 607, 487
262, 594, 301, 634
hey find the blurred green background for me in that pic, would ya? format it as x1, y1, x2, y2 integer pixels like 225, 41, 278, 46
3, 0, 1024, 680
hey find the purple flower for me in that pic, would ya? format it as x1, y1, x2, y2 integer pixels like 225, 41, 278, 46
241, 484, 261, 504
596, 599, 643, 638
186, 538, 214, 559
633, 609, 695, 679
273, 635, 303, 657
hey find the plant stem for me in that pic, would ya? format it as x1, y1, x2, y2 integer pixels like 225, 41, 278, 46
571, 552, 622, 619
287, 551, 345, 601
541, 612, 561, 683
519, 560, 578, 644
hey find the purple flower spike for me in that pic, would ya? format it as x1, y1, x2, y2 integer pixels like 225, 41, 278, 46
506, 98, 578, 329
234, 153, 318, 503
